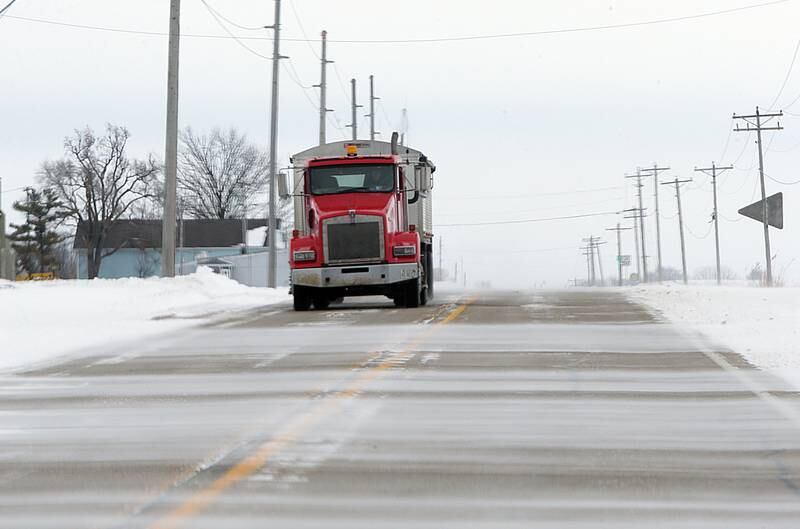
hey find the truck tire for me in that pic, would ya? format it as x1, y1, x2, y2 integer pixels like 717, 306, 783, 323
312, 295, 330, 310
293, 287, 312, 311
405, 279, 420, 308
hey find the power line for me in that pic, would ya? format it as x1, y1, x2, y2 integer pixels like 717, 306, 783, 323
378, 99, 394, 131
768, 136, 800, 152
765, 172, 800, 185
3, 1, 792, 43
685, 220, 714, 240
441, 185, 625, 201
720, 212, 744, 222
331, 62, 351, 100
199, 0, 321, 118
199, 0, 270, 59
436, 210, 619, 228
199, 0, 266, 31
767, 37, 800, 110
287, 0, 320, 59
718, 122, 734, 162
0, 0, 19, 18
436, 195, 625, 218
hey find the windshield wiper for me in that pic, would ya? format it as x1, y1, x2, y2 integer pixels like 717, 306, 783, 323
315, 188, 390, 195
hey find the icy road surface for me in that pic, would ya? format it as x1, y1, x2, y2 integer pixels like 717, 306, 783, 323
1, 289, 799, 528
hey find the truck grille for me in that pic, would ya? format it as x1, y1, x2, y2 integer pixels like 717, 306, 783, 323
324, 216, 383, 264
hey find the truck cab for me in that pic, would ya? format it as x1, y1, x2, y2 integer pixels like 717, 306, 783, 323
288, 138, 435, 311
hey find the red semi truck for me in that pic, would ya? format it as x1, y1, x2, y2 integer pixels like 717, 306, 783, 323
287, 135, 435, 311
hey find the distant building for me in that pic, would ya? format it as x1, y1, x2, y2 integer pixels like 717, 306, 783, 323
73, 218, 288, 284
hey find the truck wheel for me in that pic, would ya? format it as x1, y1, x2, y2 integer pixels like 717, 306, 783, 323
293, 287, 312, 311
312, 295, 330, 310
419, 285, 428, 306
405, 279, 420, 308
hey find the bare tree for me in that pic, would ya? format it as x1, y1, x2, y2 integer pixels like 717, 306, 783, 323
126, 178, 164, 220
693, 265, 737, 281
178, 127, 268, 219
41, 124, 161, 279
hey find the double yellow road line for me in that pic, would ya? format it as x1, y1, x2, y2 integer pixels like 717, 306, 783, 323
149, 297, 474, 529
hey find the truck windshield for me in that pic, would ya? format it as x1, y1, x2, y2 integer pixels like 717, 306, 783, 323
309, 164, 395, 195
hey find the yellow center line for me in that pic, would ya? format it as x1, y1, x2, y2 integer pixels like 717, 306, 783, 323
148, 296, 476, 529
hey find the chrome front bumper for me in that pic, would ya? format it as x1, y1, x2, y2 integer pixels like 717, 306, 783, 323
292, 263, 419, 288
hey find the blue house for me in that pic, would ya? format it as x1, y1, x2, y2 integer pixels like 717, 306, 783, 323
73, 218, 283, 279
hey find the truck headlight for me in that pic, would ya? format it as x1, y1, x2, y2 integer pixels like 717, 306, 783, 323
293, 250, 316, 262
393, 245, 416, 257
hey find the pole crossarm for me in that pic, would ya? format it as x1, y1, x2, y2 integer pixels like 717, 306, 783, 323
660, 179, 693, 187
694, 165, 733, 176
735, 124, 784, 132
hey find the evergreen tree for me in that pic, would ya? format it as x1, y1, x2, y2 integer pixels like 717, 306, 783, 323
9, 187, 67, 275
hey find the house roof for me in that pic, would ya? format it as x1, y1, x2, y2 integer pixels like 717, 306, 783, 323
73, 218, 279, 250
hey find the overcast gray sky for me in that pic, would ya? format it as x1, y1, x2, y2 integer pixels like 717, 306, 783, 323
2, 0, 799, 286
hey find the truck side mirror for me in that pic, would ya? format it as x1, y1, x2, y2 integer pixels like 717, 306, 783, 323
416, 166, 431, 193
278, 172, 289, 199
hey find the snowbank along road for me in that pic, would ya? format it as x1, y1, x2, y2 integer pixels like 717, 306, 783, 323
1, 288, 799, 528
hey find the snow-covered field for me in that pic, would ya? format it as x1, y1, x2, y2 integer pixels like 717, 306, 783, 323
0, 268, 290, 372
630, 284, 800, 389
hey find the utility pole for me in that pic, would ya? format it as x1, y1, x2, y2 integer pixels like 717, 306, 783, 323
733, 107, 783, 287
267, 0, 284, 289
606, 223, 633, 287
632, 209, 640, 280
367, 75, 380, 141
639, 164, 669, 282
582, 236, 604, 286
160, 0, 181, 278
348, 79, 362, 141
595, 240, 606, 286
438, 236, 442, 281
581, 248, 592, 286
315, 30, 333, 145
178, 197, 185, 275
695, 162, 733, 285
625, 169, 648, 282
623, 206, 645, 282
661, 178, 693, 285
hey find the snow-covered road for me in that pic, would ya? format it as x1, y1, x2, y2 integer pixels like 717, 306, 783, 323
1, 288, 799, 529
630, 284, 800, 390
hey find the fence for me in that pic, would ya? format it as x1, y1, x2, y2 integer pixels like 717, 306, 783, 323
189, 249, 290, 288
225, 250, 290, 288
